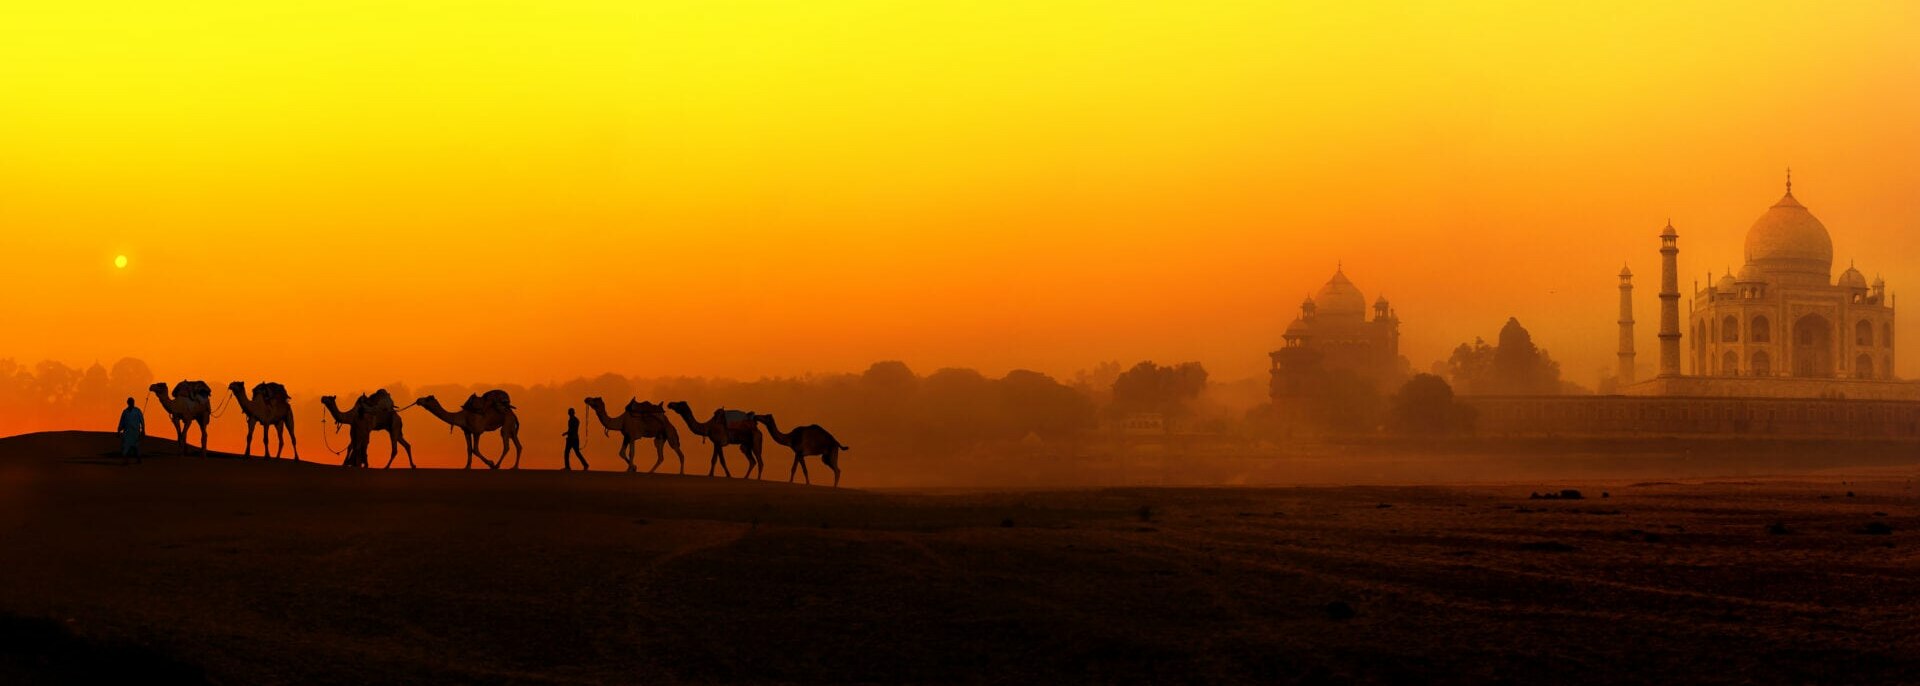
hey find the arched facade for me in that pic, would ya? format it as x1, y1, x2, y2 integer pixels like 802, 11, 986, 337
1686, 180, 1895, 381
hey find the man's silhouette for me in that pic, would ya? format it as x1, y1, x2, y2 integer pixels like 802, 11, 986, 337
117, 397, 144, 465
562, 408, 587, 471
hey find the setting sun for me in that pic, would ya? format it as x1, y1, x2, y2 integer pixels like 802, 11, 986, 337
113, 255, 127, 269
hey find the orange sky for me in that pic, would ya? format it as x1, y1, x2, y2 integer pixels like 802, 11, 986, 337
3, 1, 1919, 390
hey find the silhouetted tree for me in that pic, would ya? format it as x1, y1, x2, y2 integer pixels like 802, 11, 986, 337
1388, 373, 1475, 436
999, 369, 1096, 441
1110, 361, 1208, 418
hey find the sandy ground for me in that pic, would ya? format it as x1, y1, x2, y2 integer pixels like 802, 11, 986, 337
2, 431, 1917, 684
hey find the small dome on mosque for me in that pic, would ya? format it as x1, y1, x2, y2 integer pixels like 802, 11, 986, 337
1660, 221, 1677, 238
1737, 263, 1763, 282
1873, 274, 1886, 288
1839, 265, 1868, 289
1312, 267, 1367, 318
1716, 271, 1738, 292
1284, 317, 1312, 336
1745, 171, 1833, 280
1619, 264, 1633, 278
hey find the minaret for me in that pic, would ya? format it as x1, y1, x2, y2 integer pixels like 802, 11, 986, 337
1618, 265, 1636, 385
1658, 221, 1682, 377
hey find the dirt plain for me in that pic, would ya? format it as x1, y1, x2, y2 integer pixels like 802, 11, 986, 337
1, 431, 1916, 684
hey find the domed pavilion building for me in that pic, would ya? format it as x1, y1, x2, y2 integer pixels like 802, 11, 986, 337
1683, 176, 1894, 381
1612, 173, 1905, 403
1269, 266, 1409, 400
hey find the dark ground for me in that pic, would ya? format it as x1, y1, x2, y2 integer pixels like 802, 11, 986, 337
1, 431, 1916, 684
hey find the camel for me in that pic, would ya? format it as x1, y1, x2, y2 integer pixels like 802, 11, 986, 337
583, 397, 686, 473
148, 381, 212, 456
755, 414, 849, 487
416, 391, 522, 469
320, 391, 415, 468
228, 381, 299, 460
666, 401, 764, 479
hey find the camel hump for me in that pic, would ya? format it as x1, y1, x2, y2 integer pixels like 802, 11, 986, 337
358, 390, 396, 416
627, 400, 667, 415
720, 410, 756, 429
174, 380, 212, 402
483, 390, 513, 407
252, 382, 290, 403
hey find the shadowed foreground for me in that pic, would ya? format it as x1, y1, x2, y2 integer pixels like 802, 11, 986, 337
1, 431, 1916, 684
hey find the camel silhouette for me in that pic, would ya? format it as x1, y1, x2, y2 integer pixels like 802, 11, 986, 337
148, 381, 212, 456
321, 391, 415, 468
583, 397, 685, 473
755, 414, 849, 487
416, 391, 522, 469
666, 401, 764, 479
228, 381, 299, 460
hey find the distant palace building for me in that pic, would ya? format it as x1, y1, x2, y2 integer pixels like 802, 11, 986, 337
1269, 267, 1408, 394
1268, 267, 1410, 422
1469, 173, 1920, 439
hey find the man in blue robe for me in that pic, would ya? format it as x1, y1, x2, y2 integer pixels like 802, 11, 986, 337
117, 397, 144, 464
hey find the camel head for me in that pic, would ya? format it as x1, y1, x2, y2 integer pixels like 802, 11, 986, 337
416, 395, 445, 412
584, 397, 606, 412
320, 395, 338, 409
228, 380, 248, 395
148, 382, 168, 396
666, 400, 692, 418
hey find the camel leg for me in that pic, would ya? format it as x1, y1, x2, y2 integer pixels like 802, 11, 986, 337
197, 419, 209, 457
788, 452, 802, 482
824, 450, 841, 487
669, 437, 685, 475
798, 451, 813, 484
174, 420, 188, 456
648, 438, 665, 473
273, 424, 286, 459
286, 421, 300, 462
506, 433, 522, 469
242, 421, 256, 457
395, 433, 415, 469
710, 445, 731, 478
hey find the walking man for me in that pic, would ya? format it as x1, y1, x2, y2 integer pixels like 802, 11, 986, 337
117, 397, 144, 465
562, 408, 587, 471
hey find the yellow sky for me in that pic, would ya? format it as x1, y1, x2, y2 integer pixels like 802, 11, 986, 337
3, 1, 1918, 389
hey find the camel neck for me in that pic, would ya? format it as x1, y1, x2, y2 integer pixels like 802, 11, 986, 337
589, 403, 619, 428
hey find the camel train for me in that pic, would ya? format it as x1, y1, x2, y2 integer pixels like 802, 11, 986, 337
147, 380, 848, 485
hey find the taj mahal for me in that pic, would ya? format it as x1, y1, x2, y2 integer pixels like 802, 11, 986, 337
1618, 172, 1913, 401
